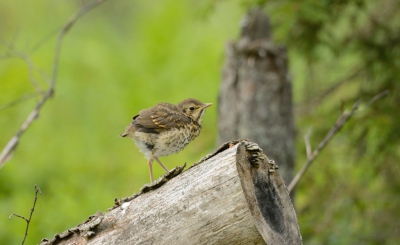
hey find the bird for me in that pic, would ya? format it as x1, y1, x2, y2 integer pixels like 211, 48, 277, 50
121, 98, 212, 182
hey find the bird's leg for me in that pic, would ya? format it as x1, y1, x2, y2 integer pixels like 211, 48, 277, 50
151, 153, 170, 174
148, 159, 154, 182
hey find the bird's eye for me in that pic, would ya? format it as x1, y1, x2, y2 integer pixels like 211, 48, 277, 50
189, 107, 195, 111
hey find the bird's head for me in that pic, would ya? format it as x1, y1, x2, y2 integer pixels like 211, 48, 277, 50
178, 98, 212, 124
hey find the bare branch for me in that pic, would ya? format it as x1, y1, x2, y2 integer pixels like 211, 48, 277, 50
9, 185, 42, 245
288, 90, 390, 193
0, 0, 107, 168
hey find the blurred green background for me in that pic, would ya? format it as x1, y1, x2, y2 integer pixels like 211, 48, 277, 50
1, 0, 399, 244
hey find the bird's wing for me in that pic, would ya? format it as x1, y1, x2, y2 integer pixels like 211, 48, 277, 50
133, 103, 190, 133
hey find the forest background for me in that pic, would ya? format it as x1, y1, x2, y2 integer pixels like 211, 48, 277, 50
0, 0, 399, 244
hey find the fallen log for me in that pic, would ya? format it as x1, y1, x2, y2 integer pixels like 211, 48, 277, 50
40, 140, 302, 245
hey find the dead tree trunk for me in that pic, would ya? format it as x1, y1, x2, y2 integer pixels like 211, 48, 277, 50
218, 8, 295, 184
40, 140, 301, 245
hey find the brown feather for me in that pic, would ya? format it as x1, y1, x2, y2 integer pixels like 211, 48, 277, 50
133, 103, 191, 131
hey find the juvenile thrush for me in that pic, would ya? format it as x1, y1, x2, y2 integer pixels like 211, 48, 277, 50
121, 98, 212, 182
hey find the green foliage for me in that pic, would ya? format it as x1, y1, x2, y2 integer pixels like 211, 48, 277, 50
266, 0, 400, 244
0, 0, 243, 243
1, 0, 399, 244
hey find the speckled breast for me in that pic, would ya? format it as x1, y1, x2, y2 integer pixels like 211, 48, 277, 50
153, 123, 202, 157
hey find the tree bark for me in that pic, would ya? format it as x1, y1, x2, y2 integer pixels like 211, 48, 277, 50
40, 140, 301, 245
218, 8, 295, 184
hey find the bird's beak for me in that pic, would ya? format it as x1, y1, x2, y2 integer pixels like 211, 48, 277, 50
203, 103, 212, 108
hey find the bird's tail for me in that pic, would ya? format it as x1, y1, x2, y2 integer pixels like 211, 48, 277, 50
121, 122, 136, 138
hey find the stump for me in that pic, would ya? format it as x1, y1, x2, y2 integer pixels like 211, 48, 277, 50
218, 8, 295, 184
40, 140, 302, 245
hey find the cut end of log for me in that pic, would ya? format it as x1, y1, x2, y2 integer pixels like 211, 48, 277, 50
236, 141, 302, 244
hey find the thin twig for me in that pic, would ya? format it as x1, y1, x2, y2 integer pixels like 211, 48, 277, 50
0, 44, 48, 97
17, 52, 45, 94
304, 127, 312, 159
0, 92, 43, 111
0, 0, 107, 168
0, 45, 47, 94
29, 28, 60, 55
288, 90, 390, 193
364, 89, 390, 108
297, 67, 364, 116
9, 185, 42, 245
